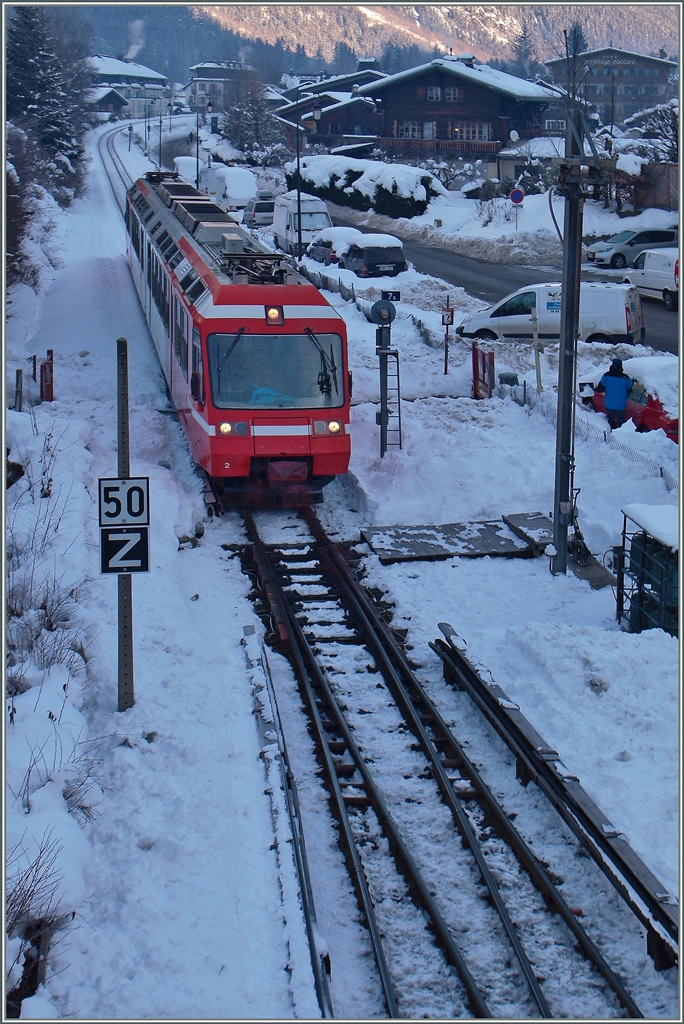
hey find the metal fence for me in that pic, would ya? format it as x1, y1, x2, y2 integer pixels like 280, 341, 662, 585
495, 382, 678, 493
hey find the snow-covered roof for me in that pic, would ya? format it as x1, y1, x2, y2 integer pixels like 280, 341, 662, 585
497, 137, 567, 159
190, 61, 254, 71
89, 55, 167, 82
357, 57, 558, 102
85, 86, 128, 105
351, 232, 404, 248
622, 504, 679, 550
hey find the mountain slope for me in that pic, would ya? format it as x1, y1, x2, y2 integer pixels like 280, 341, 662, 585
200, 4, 679, 63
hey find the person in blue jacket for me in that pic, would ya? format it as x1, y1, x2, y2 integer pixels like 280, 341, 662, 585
595, 358, 633, 429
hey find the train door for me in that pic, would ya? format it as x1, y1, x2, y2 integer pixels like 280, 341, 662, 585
146, 240, 153, 322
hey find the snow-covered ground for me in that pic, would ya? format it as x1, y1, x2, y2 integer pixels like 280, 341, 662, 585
5, 123, 679, 1019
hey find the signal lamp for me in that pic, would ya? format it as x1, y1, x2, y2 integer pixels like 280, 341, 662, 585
265, 305, 284, 324
219, 422, 232, 435
328, 420, 341, 434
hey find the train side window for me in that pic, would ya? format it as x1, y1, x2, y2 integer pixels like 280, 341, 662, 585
191, 327, 204, 403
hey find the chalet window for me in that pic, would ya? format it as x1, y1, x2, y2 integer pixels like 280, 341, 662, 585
423, 121, 434, 140
452, 122, 490, 142
545, 119, 566, 132
444, 86, 462, 102
427, 86, 441, 101
399, 120, 421, 138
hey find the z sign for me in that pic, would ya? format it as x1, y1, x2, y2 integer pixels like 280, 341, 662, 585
99, 478, 150, 574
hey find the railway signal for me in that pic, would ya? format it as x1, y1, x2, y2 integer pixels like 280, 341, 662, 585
442, 297, 454, 374
371, 299, 402, 457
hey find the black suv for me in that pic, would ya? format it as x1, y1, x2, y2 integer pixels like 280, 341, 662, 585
339, 236, 408, 278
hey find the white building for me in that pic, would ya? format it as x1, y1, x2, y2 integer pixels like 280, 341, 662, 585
89, 55, 170, 119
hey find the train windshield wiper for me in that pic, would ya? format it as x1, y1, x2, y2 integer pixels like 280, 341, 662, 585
217, 326, 245, 390
304, 327, 338, 396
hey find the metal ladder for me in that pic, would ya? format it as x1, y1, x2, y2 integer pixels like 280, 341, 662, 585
385, 348, 403, 451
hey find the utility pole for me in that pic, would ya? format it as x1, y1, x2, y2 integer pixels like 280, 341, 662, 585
550, 31, 613, 574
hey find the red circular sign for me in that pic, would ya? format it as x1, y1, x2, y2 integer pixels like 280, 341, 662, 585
510, 188, 525, 205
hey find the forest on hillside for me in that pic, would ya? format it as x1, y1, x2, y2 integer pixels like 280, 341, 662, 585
76, 4, 678, 85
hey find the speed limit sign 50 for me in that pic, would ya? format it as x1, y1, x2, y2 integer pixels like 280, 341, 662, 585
99, 478, 150, 526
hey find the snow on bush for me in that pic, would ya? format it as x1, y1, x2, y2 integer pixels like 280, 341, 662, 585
285, 155, 449, 219
5, 409, 99, 995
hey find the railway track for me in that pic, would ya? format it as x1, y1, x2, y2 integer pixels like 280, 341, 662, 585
236, 506, 659, 1018
97, 122, 135, 218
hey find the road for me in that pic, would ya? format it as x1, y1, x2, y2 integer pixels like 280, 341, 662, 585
332, 217, 678, 354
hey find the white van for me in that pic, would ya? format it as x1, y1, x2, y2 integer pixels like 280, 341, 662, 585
624, 247, 678, 310
273, 191, 333, 255
457, 282, 644, 346
212, 166, 258, 212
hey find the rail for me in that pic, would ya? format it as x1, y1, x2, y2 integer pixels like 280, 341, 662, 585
430, 625, 678, 973
241, 508, 649, 1016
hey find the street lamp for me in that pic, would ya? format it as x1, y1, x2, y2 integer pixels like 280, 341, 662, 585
147, 97, 155, 157
295, 81, 303, 259
196, 98, 212, 190
168, 102, 172, 133
158, 105, 163, 170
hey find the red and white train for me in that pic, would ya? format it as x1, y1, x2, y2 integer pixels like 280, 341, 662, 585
126, 171, 351, 505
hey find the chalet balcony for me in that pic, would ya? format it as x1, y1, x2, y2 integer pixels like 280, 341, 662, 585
379, 137, 500, 154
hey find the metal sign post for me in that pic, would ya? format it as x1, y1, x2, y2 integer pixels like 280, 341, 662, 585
442, 297, 454, 374
510, 187, 524, 232
98, 338, 151, 712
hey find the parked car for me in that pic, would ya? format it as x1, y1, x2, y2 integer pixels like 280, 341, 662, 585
585, 228, 678, 269
623, 247, 678, 310
273, 191, 333, 255
242, 191, 276, 229
579, 355, 678, 442
307, 226, 363, 265
338, 233, 408, 278
457, 282, 644, 346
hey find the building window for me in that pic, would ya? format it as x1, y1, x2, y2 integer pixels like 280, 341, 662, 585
423, 121, 434, 140
444, 86, 461, 101
545, 119, 566, 131
452, 122, 489, 141
399, 120, 421, 138
427, 86, 441, 101
644, 67, 651, 76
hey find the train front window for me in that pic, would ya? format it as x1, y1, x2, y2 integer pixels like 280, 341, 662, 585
207, 332, 344, 409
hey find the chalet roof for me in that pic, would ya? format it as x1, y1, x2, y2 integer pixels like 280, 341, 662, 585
545, 47, 677, 68
357, 57, 557, 102
280, 68, 385, 101
190, 61, 255, 72
85, 86, 128, 105
89, 55, 167, 83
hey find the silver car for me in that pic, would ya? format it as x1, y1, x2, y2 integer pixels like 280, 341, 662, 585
585, 228, 678, 269
242, 192, 275, 228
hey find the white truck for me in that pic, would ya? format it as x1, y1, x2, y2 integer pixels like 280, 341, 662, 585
273, 191, 332, 255
457, 281, 645, 346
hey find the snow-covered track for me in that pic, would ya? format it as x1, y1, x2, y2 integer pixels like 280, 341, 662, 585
241, 509, 646, 1018
431, 630, 679, 973
97, 123, 134, 218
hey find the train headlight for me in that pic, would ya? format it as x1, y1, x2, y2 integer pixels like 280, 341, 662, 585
219, 422, 232, 435
328, 420, 341, 434
265, 305, 284, 325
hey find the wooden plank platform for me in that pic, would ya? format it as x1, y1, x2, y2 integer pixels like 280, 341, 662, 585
361, 518, 534, 564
